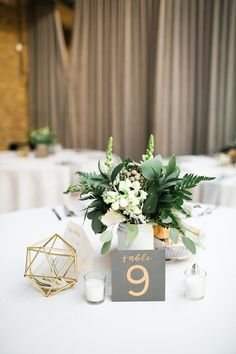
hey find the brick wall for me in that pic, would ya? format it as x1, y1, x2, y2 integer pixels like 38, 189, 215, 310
0, 1, 29, 150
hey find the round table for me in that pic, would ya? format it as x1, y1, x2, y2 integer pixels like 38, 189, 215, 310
0, 149, 106, 213
0, 205, 235, 354
177, 155, 236, 207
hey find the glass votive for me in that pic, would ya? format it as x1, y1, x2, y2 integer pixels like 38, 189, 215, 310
84, 272, 106, 304
184, 263, 207, 300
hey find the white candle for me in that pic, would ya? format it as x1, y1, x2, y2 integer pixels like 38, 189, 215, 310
84, 272, 106, 303
85, 279, 105, 303
184, 264, 207, 300
185, 275, 206, 300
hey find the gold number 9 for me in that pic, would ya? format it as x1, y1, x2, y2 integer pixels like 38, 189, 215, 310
127, 265, 149, 297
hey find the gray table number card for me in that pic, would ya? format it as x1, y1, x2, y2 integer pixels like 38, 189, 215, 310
112, 249, 165, 301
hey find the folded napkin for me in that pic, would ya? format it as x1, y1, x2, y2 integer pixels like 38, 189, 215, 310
63, 222, 94, 273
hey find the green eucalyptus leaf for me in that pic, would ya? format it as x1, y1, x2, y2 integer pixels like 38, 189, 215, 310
111, 162, 126, 182
87, 210, 100, 220
185, 231, 204, 249
89, 199, 105, 209
170, 228, 179, 243
124, 224, 138, 246
98, 160, 107, 178
160, 210, 168, 219
88, 209, 106, 233
142, 194, 158, 214
101, 240, 112, 254
182, 236, 196, 254
100, 230, 113, 243
161, 195, 178, 203
162, 216, 172, 223
165, 154, 176, 177
141, 156, 162, 180
163, 180, 179, 189
92, 217, 106, 234
164, 170, 179, 183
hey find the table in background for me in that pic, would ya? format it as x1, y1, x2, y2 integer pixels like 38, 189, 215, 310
177, 155, 236, 207
0, 149, 106, 213
0, 205, 235, 354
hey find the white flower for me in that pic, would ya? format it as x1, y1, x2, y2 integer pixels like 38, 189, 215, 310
132, 181, 141, 192
118, 179, 132, 192
119, 197, 129, 208
101, 209, 125, 226
103, 191, 119, 204
140, 190, 147, 200
118, 181, 126, 192
128, 194, 140, 206
128, 190, 135, 199
138, 214, 146, 223
111, 201, 120, 211
133, 206, 142, 215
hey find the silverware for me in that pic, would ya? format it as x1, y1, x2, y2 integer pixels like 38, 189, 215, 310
196, 205, 218, 217
63, 205, 76, 217
51, 208, 62, 220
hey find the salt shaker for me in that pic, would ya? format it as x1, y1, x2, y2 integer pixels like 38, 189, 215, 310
184, 263, 207, 300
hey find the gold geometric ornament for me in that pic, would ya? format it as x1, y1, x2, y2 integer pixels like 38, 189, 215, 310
24, 234, 77, 297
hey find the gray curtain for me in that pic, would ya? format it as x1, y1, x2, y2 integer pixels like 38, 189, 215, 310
28, 0, 236, 159
28, 0, 68, 145
151, 0, 236, 156
67, 0, 153, 158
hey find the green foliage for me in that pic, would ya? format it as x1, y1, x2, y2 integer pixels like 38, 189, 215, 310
29, 127, 56, 145
165, 154, 176, 177
170, 228, 179, 244
142, 134, 155, 161
179, 173, 215, 189
111, 162, 126, 183
182, 237, 196, 254
65, 136, 215, 255
104, 136, 113, 172
101, 240, 112, 255
124, 224, 139, 246
100, 230, 113, 243
87, 209, 107, 234
141, 155, 162, 180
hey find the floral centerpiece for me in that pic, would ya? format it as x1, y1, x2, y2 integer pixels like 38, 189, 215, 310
65, 135, 214, 255
29, 127, 56, 146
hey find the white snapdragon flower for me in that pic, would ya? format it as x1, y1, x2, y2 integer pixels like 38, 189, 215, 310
103, 191, 119, 204
132, 181, 141, 192
119, 197, 129, 208
140, 190, 147, 200
128, 192, 140, 206
138, 214, 146, 223
133, 206, 142, 215
119, 179, 132, 193
111, 201, 120, 211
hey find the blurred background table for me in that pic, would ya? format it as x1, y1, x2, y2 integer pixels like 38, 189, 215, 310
0, 149, 106, 213
177, 155, 236, 207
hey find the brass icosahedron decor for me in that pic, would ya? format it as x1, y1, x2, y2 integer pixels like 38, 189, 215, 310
24, 234, 77, 297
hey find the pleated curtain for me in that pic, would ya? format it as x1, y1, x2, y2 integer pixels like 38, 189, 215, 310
151, 0, 236, 156
28, 0, 236, 159
28, 0, 68, 146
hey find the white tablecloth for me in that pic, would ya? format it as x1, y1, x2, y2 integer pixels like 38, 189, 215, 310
177, 155, 236, 207
0, 205, 236, 354
0, 149, 106, 213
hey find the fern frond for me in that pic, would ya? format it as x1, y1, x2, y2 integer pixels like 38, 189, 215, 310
180, 173, 215, 190
64, 184, 80, 194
